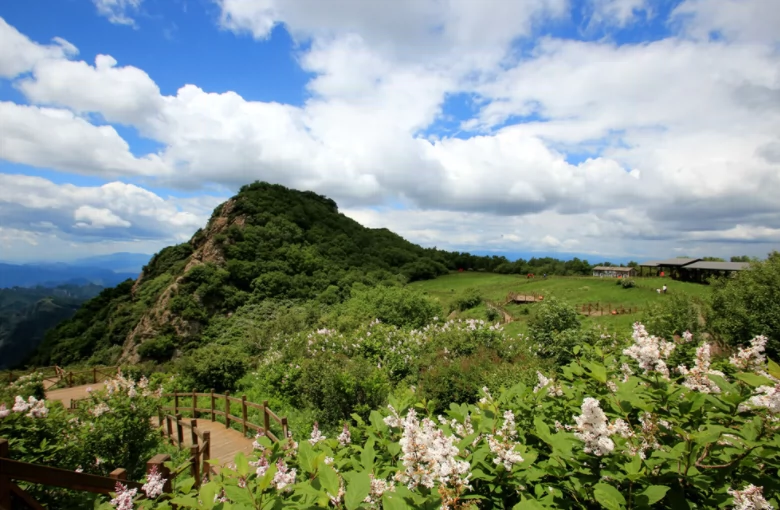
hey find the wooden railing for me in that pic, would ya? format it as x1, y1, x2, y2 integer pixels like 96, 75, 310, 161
160, 390, 289, 443
158, 413, 212, 484
579, 303, 639, 316
0, 437, 168, 510
4, 366, 119, 390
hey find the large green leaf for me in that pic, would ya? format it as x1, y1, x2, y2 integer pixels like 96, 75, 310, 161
636, 485, 670, 506
593, 483, 626, 510
234, 452, 249, 477
768, 358, 780, 380
584, 362, 607, 383
345, 471, 371, 510
318, 464, 341, 497
513, 498, 547, 509
223, 485, 254, 506
382, 492, 409, 510
297, 440, 317, 474
361, 438, 376, 473
734, 372, 775, 387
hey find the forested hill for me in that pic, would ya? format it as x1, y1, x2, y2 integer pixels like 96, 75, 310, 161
28, 182, 508, 367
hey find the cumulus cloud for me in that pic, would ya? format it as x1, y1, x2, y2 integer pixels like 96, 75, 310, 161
0, 18, 77, 78
1, 0, 780, 258
93, 0, 144, 27
0, 174, 220, 242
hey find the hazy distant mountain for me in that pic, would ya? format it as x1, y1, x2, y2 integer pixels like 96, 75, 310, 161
73, 252, 152, 274
0, 262, 138, 289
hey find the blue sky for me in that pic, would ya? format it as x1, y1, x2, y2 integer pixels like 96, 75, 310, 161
1, 0, 779, 263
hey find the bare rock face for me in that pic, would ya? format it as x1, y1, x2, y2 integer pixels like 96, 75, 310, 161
120, 199, 245, 363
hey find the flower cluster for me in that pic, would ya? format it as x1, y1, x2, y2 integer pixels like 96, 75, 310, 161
142, 465, 167, 499
109, 482, 137, 510
730, 336, 770, 372
533, 371, 563, 396
272, 459, 297, 492
386, 407, 471, 493
337, 423, 351, 446
741, 384, 780, 417
571, 398, 632, 456
6, 396, 48, 418
486, 410, 525, 471
678, 343, 725, 394
363, 474, 396, 507
309, 422, 326, 445
623, 322, 675, 379
728, 484, 774, 510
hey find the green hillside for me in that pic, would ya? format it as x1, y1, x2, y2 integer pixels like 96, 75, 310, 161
29, 182, 508, 367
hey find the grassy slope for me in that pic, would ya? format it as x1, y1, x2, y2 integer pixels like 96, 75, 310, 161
410, 272, 712, 336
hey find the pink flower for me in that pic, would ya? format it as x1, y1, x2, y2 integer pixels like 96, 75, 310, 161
110, 482, 137, 510
141, 465, 166, 499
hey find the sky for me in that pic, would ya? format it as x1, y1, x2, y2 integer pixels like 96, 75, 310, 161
1, 0, 779, 264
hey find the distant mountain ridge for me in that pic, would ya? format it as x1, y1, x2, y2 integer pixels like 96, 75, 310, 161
0, 262, 140, 289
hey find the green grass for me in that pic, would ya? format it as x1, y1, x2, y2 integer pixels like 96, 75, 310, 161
411, 272, 712, 335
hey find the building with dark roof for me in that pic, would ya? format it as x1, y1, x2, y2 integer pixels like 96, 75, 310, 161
637, 257, 749, 282
592, 266, 637, 278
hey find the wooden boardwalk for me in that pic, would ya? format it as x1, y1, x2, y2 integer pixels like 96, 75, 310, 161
46, 384, 255, 469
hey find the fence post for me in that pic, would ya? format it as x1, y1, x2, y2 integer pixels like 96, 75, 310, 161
242, 395, 248, 436
166, 415, 173, 444
109, 468, 127, 481
93, 368, 97, 384
209, 389, 215, 422
0, 438, 10, 510
202, 430, 211, 481
191, 419, 198, 446
147, 454, 172, 494
263, 400, 270, 435
192, 389, 197, 419
281, 417, 289, 440
190, 445, 200, 488
176, 414, 183, 446
68, 372, 74, 387
158, 409, 164, 438
174, 393, 179, 415
224, 391, 230, 429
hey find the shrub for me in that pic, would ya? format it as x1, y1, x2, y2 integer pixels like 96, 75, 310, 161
528, 297, 581, 363
620, 278, 636, 288
176, 344, 249, 392
454, 287, 482, 311
136, 335, 176, 360
331, 285, 442, 330
642, 292, 703, 340
418, 350, 499, 411
486, 307, 500, 322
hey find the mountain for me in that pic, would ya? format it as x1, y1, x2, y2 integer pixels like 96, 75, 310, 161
73, 253, 153, 274
0, 284, 105, 369
0, 262, 138, 288
29, 182, 509, 366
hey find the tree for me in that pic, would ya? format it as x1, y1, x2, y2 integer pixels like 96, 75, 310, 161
708, 251, 780, 357
730, 255, 751, 262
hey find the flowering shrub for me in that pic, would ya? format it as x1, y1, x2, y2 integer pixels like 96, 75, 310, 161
117, 323, 779, 509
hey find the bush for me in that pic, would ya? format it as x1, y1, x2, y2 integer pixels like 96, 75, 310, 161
486, 307, 500, 322
176, 344, 249, 392
454, 287, 482, 311
620, 278, 636, 288
528, 297, 581, 363
331, 285, 442, 330
642, 292, 703, 340
137, 335, 176, 360
709, 252, 780, 357
418, 350, 500, 412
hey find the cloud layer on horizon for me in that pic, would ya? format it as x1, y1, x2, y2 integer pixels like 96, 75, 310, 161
1, 0, 779, 262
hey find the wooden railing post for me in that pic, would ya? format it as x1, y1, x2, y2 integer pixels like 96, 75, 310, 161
192, 389, 197, 419
263, 400, 270, 435
241, 395, 248, 436
109, 468, 127, 481
93, 367, 97, 384
174, 393, 179, 415
68, 372, 74, 387
158, 409, 164, 438
147, 454, 172, 494
176, 414, 183, 446
190, 445, 200, 488
0, 438, 10, 510
282, 417, 289, 440
202, 431, 211, 481
166, 415, 173, 444
224, 391, 230, 429
190, 419, 198, 446
210, 389, 215, 421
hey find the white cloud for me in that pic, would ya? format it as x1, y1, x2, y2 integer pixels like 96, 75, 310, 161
0, 102, 170, 178
93, 0, 144, 27
0, 18, 77, 78
585, 0, 652, 27
74, 206, 132, 229
671, 0, 780, 44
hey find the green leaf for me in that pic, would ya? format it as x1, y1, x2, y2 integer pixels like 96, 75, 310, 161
369, 410, 388, 432
234, 452, 249, 477
513, 498, 547, 510
593, 483, 626, 510
223, 485, 254, 506
382, 492, 409, 510
298, 440, 317, 474
345, 471, 371, 510
584, 362, 607, 383
198, 482, 218, 508
318, 464, 340, 497
637, 485, 670, 506
258, 463, 278, 493
767, 358, 780, 380
734, 372, 775, 387
534, 417, 552, 443
361, 438, 375, 473
168, 496, 199, 508
573, 345, 581, 355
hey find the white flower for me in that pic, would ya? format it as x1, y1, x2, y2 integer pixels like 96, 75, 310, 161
110, 482, 137, 510
364, 474, 396, 506
730, 336, 770, 372
337, 423, 351, 446
679, 343, 724, 394
252, 455, 269, 477
742, 384, 780, 415
90, 402, 111, 417
0, 404, 9, 419
623, 323, 675, 379
728, 484, 774, 510
486, 410, 525, 471
309, 422, 326, 445
606, 381, 618, 393
682, 331, 694, 343
383, 405, 403, 428
271, 459, 296, 492
142, 465, 167, 499
533, 372, 563, 396
571, 398, 633, 456
324, 457, 334, 465
12, 396, 30, 413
